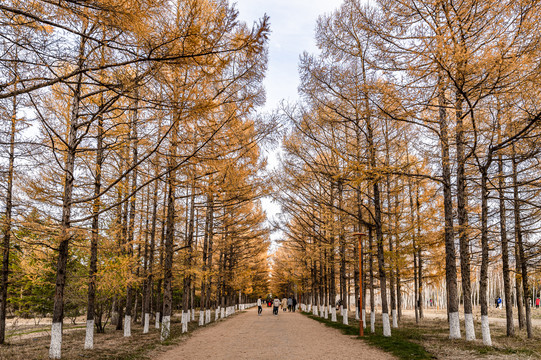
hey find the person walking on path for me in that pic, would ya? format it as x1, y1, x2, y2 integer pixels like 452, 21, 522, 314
287, 297, 293, 312
257, 296, 263, 316
536, 297, 540, 309
273, 297, 280, 316
292, 297, 297, 312
282, 297, 287, 312
497, 296, 502, 309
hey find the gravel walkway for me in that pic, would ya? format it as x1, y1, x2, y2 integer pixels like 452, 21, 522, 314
156, 308, 394, 360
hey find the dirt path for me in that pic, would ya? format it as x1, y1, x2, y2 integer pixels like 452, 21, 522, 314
156, 308, 394, 360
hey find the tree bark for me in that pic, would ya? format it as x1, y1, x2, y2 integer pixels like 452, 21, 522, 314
512, 147, 532, 338
49, 31, 87, 359
161, 108, 179, 341
204, 195, 215, 311
455, 92, 474, 340
0, 87, 17, 345
480, 166, 492, 345
498, 136, 514, 336
124, 92, 139, 337
416, 186, 423, 320
84, 98, 103, 349
395, 192, 402, 322
338, 181, 347, 311
438, 72, 460, 339
368, 226, 375, 333
367, 113, 390, 336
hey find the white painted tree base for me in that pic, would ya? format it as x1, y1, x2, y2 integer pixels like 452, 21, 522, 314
307, 304, 311, 312
382, 313, 391, 337
49, 322, 62, 359
481, 315, 492, 346
191, 309, 195, 321
362, 309, 366, 328
392, 309, 398, 328
465, 313, 475, 341
313, 305, 318, 316
370, 312, 376, 333
324, 306, 328, 319
331, 307, 337, 322
84, 319, 94, 350
220, 308, 225, 319
181, 313, 188, 333
449, 311, 461, 339
215, 308, 220, 320
343, 309, 349, 325
143, 313, 150, 334
161, 315, 171, 341
124, 315, 131, 337
199, 311, 205, 326
206, 309, 211, 324
155, 312, 160, 329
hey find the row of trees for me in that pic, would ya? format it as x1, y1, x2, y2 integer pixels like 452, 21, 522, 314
273, 0, 541, 345
0, 0, 272, 358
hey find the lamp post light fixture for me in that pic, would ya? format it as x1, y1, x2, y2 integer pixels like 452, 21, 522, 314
352, 232, 366, 337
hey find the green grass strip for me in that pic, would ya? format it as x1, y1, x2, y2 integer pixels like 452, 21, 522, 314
301, 312, 435, 360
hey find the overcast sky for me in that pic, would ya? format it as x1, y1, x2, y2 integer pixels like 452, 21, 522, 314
235, 0, 343, 112
234, 0, 344, 241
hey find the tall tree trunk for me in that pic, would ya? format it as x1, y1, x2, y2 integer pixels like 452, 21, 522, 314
416, 186, 423, 320
49, 32, 87, 359
386, 177, 397, 328
394, 192, 402, 322
408, 176, 418, 324
328, 184, 336, 319
512, 148, 532, 338
155, 185, 167, 328
161, 109, 179, 341
414, 245, 419, 323
183, 173, 196, 318
200, 196, 211, 319
116, 176, 129, 331
338, 181, 347, 313
368, 226, 375, 333
124, 92, 139, 338
84, 100, 103, 349
205, 195, 214, 312
355, 104, 363, 324
144, 173, 158, 333
0, 88, 17, 345
368, 119, 390, 337
455, 92, 475, 341
438, 72, 460, 339
480, 166, 492, 345
498, 151, 514, 336
140, 186, 151, 332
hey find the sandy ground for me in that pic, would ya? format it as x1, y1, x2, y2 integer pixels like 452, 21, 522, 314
156, 308, 394, 360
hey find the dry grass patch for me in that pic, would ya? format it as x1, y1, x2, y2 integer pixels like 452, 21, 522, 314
0, 313, 223, 360
401, 316, 541, 359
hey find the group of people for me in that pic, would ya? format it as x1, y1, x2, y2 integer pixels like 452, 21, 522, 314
257, 295, 297, 316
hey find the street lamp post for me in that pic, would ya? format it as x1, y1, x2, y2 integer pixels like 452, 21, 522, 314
353, 232, 366, 337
